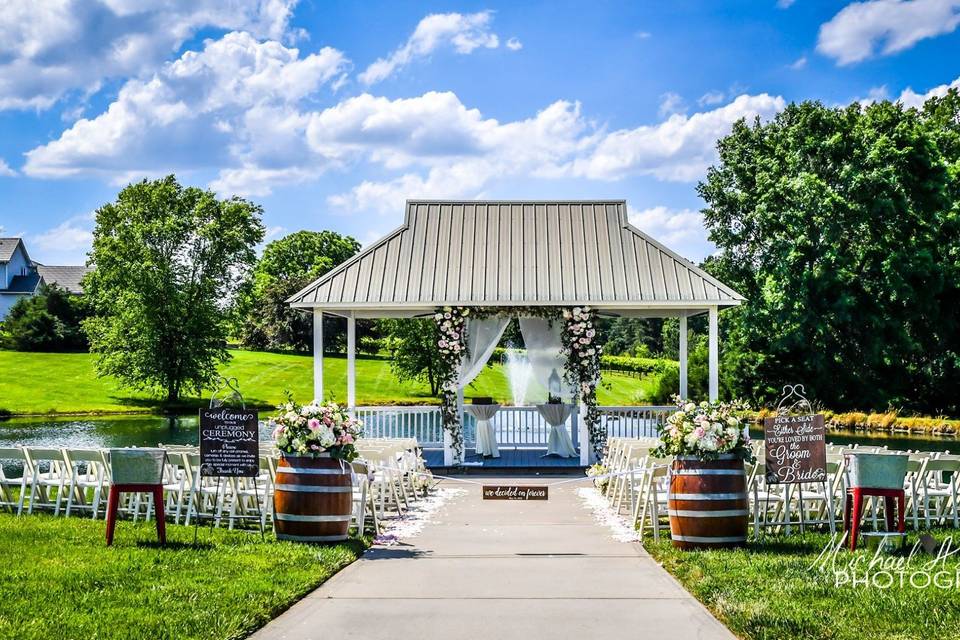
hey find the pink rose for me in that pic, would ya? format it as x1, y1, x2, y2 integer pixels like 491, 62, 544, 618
340, 433, 354, 444
694, 426, 706, 438
308, 418, 321, 431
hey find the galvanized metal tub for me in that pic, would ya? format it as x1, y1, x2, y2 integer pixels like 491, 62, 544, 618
844, 453, 908, 490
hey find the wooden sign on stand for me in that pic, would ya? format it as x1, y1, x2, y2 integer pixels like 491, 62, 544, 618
763, 413, 827, 484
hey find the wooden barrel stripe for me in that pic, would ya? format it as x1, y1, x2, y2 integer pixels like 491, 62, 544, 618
275, 483, 352, 493
671, 534, 747, 544
669, 492, 745, 500
277, 533, 348, 542
668, 508, 748, 517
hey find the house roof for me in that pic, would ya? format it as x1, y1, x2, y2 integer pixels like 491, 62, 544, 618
1, 272, 41, 294
288, 200, 743, 313
36, 265, 91, 294
0, 238, 25, 263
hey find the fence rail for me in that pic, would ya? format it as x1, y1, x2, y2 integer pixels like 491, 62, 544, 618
354, 404, 674, 448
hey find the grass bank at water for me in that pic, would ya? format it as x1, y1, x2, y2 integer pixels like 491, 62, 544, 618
0, 349, 660, 415
0, 512, 367, 640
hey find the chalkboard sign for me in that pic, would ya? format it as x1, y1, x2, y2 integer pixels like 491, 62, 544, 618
199, 408, 259, 477
763, 414, 827, 484
482, 485, 549, 500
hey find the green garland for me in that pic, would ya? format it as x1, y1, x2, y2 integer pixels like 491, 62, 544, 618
433, 305, 603, 464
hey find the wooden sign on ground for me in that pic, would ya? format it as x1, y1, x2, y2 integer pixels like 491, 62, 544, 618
199, 408, 259, 477
763, 414, 827, 484
482, 485, 549, 500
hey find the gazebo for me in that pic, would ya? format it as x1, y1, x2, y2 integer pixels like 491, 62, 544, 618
289, 200, 743, 467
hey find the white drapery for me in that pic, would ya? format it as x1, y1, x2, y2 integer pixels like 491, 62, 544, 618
518, 317, 569, 401
457, 317, 511, 388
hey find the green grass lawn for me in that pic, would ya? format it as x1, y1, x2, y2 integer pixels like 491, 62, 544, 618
0, 349, 661, 415
646, 530, 960, 640
0, 512, 367, 640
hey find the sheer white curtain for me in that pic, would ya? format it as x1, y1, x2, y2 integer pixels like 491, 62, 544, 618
458, 317, 511, 388
518, 317, 569, 401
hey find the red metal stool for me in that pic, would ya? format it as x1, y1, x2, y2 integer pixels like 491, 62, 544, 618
842, 452, 909, 551
105, 483, 166, 546
843, 487, 904, 551
105, 448, 168, 546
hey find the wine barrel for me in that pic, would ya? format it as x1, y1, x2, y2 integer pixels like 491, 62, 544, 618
273, 455, 353, 543
668, 454, 748, 550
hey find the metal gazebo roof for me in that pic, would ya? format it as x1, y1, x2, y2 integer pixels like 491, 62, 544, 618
288, 200, 743, 315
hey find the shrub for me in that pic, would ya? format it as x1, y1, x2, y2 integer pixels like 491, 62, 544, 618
1, 284, 89, 352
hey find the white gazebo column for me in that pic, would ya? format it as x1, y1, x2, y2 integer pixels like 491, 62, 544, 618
456, 387, 465, 465
313, 309, 324, 402
708, 305, 719, 401
346, 313, 356, 409
578, 403, 589, 466
678, 311, 688, 399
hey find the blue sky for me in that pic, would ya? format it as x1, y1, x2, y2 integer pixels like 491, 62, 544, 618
1, 0, 959, 265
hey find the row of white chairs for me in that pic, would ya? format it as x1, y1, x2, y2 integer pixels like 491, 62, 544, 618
0, 440, 432, 537
598, 438, 960, 540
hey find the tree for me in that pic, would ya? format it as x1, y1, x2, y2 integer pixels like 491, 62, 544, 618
601, 317, 663, 357
239, 230, 363, 352
699, 96, 960, 414
83, 176, 264, 404
1, 284, 89, 351
380, 319, 442, 396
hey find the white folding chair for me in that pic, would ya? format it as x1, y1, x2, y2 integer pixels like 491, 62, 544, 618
22, 447, 69, 515
61, 448, 108, 518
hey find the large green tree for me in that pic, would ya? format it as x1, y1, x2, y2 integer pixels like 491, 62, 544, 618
84, 176, 264, 403
700, 95, 960, 414
240, 230, 362, 352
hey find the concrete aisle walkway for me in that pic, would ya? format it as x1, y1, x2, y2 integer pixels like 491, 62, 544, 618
252, 476, 736, 640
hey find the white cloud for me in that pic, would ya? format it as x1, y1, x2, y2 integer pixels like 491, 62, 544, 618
506, 37, 523, 51
789, 56, 808, 70
359, 11, 501, 85
658, 92, 687, 118
29, 214, 95, 264
628, 206, 712, 260
698, 91, 726, 106
0, 159, 16, 177
325, 95, 591, 213
23, 31, 348, 187
634, 30, 652, 39
777, 0, 797, 8
326, 91, 785, 215
817, 0, 960, 65
0, 0, 301, 110
897, 75, 960, 107
566, 93, 785, 182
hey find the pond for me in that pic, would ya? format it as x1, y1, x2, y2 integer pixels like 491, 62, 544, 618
0, 415, 957, 476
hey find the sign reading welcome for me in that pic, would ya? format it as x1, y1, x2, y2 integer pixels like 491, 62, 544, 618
199, 408, 259, 477
763, 414, 827, 484
482, 485, 549, 501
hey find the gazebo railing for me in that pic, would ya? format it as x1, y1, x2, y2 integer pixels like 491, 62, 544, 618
599, 405, 673, 439
353, 404, 674, 449
353, 406, 444, 446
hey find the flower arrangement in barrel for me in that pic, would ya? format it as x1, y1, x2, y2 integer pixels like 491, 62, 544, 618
270, 397, 363, 462
654, 398, 754, 461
